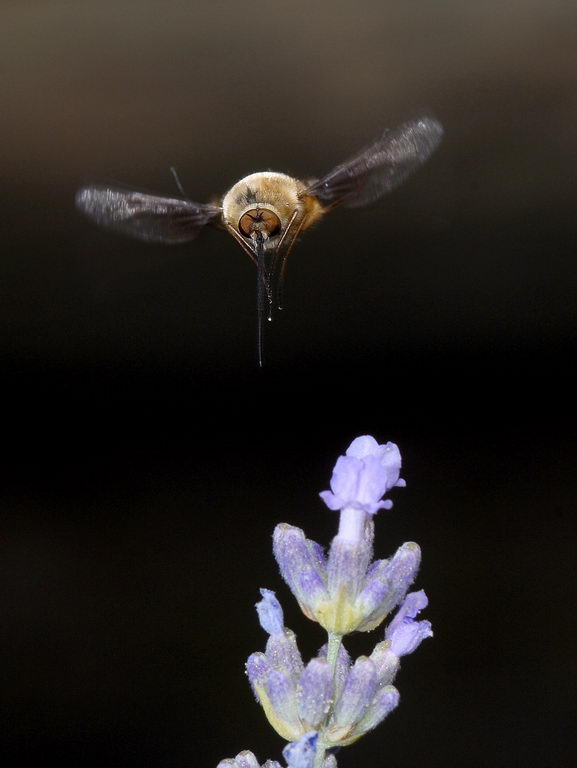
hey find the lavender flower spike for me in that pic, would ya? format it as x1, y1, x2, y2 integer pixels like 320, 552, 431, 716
236, 435, 431, 768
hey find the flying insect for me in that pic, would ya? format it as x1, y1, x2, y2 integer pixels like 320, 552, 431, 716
76, 117, 443, 365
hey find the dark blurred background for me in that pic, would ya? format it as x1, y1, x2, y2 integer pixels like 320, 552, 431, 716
1, 1, 576, 767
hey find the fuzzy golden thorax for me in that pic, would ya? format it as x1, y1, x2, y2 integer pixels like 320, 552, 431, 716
221, 171, 324, 252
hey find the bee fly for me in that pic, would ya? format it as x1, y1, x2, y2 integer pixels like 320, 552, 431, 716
76, 117, 443, 366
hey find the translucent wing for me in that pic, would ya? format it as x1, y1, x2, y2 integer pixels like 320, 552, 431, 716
75, 185, 221, 243
303, 117, 443, 209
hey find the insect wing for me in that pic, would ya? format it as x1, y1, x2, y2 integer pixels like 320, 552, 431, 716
304, 117, 443, 209
76, 185, 221, 243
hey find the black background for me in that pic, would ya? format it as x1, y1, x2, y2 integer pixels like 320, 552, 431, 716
1, 2, 576, 767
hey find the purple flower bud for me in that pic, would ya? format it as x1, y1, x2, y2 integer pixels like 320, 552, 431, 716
247, 620, 306, 740
354, 685, 400, 738
382, 543, 422, 606
273, 524, 329, 620
265, 629, 304, 684
319, 436, 405, 516
297, 658, 333, 728
282, 732, 318, 768
385, 590, 433, 657
327, 518, 374, 601
355, 559, 390, 614
246, 652, 270, 699
330, 656, 378, 740
356, 542, 421, 631
235, 753, 262, 768
253, 588, 304, 683
257, 589, 284, 636
267, 668, 299, 724
217, 752, 260, 768
216, 753, 283, 768
369, 641, 400, 687
246, 656, 303, 741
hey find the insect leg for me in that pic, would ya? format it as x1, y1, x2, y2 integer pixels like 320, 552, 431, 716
274, 211, 308, 310
225, 223, 257, 264
275, 209, 300, 259
170, 167, 188, 198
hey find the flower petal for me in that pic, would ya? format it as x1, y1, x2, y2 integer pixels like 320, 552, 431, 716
345, 435, 380, 458
385, 589, 433, 657
256, 589, 284, 636
320, 438, 404, 514
282, 733, 318, 768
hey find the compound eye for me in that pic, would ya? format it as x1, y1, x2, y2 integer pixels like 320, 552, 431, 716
238, 208, 281, 238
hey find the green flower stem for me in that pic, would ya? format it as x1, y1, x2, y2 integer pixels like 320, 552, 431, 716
313, 632, 343, 768
326, 631, 342, 670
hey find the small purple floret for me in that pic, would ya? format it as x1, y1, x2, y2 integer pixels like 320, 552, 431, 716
319, 436, 405, 515
267, 668, 298, 722
282, 732, 318, 768
246, 652, 270, 697
257, 589, 284, 636
355, 685, 400, 736
297, 658, 332, 728
216, 752, 283, 768
332, 656, 378, 729
273, 524, 329, 618
265, 630, 304, 683
235, 753, 261, 768
386, 589, 433, 657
